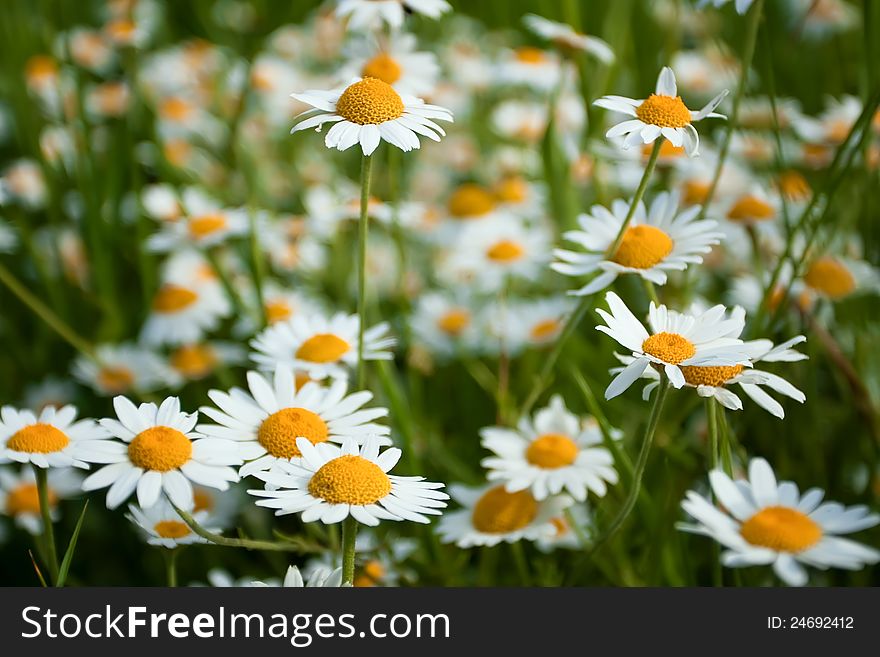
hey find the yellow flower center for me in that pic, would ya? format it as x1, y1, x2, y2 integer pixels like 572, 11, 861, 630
436, 309, 471, 336
526, 433, 579, 469
7, 424, 70, 454
803, 257, 855, 299
448, 183, 496, 219
153, 520, 192, 539
264, 299, 293, 324
825, 119, 851, 144
170, 344, 217, 379
257, 407, 329, 459
307, 455, 392, 505
361, 53, 402, 85
740, 506, 822, 553
644, 140, 686, 160
164, 139, 192, 166
152, 284, 199, 313
25, 55, 58, 81
727, 195, 775, 222
354, 560, 386, 587
188, 213, 227, 239
635, 94, 692, 128
494, 176, 528, 203
295, 333, 351, 363
529, 319, 561, 342
193, 489, 214, 513
7, 483, 57, 515
682, 180, 711, 205
611, 225, 674, 269
680, 364, 744, 387
472, 486, 539, 534
159, 97, 193, 122
778, 171, 811, 203
97, 365, 135, 394
128, 426, 193, 472
550, 516, 569, 537
486, 239, 525, 263
514, 47, 547, 64
335, 77, 404, 125
642, 332, 696, 364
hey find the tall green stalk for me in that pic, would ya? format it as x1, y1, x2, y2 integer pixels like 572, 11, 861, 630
341, 516, 358, 586
357, 154, 374, 390
34, 465, 59, 585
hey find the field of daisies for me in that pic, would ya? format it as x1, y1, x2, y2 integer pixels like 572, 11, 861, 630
0, 0, 878, 588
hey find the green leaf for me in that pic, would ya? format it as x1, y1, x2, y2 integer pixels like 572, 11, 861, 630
56, 500, 89, 588
28, 550, 48, 587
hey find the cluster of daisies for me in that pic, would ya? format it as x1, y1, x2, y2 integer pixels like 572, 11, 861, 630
0, 0, 878, 588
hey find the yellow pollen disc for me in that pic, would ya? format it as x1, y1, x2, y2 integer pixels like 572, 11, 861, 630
160, 97, 192, 122
680, 364, 743, 387
526, 433, 579, 469
635, 94, 692, 128
294, 372, 313, 391
361, 53, 402, 85
642, 332, 696, 364
192, 489, 214, 513
514, 47, 547, 64
154, 520, 191, 539
727, 195, 775, 222
778, 171, 811, 202
264, 299, 293, 324
128, 426, 193, 472
437, 308, 471, 336
152, 284, 198, 313
7, 483, 57, 515
448, 183, 496, 218
550, 516, 569, 537
611, 225, 674, 269
486, 239, 525, 263
740, 506, 822, 553
7, 424, 70, 454
295, 333, 351, 363
106, 18, 136, 41
354, 560, 386, 587
825, 119, 851, 143
644, 140, 686, 160
97, 365, 135, 394
170, 344, 217, 379
188, 213, 227, 239
257, 407, 329, 459
494, 176, 528, 203
164, 139, 191, 166
472, 486, 539, 534
307, 455, 392, 505
530, 319, 561, 342
335, 77, 404, 125
804, 257, 855, 299
682, 180, 711, 205
25, 55, 58, 80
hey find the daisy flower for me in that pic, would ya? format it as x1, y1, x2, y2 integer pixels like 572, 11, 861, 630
249, 311, 395, 381
536, 504, 592, 552
290, 76, 453, 156
0, 467, 83, 535
594, 66, 728, 156
248, 437, 449, 527
481, 395, 619, 501
486, 296, 576, 356
252, 565, 346, 588
198, 365, 391, 477
0, 405, 108, 469
410, 292, 481, 358
596, 291, 753, 398
73, 343, 175, 397
522, 14, 614, 63
553, 191, 723, 295
680, 457, 880, 586
494, 46, 562, 93
441, 215, 551, 291
146, 188, 248, 252
444, 182, 500, 222
82, 396, 241, 510
801, 255, 880, 302
339, 33, 440, 97
167, 342, 245, 384
723, 186, 780, 226
437, 483, 572, 548
336, 0, 451, 31
127, 499, 215, 548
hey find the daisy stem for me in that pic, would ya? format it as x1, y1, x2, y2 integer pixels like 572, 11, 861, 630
589, 373, 669, 555
357, 153, 374, 390
164, 548, 179, 588
706, 398, 719, 470
248, 203, 268, 328
33, 465, 59, 585
171, 503, 312, 553
606, 138, 663, 257
205, 247, 248, 319
564, 507, 591, 547
696, 0, 764, 221
511, 542, 530, 585
716, 401, 734, 476
642, 279, 660, 305
341, 516, 358, 586
0, 260, 95, 359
